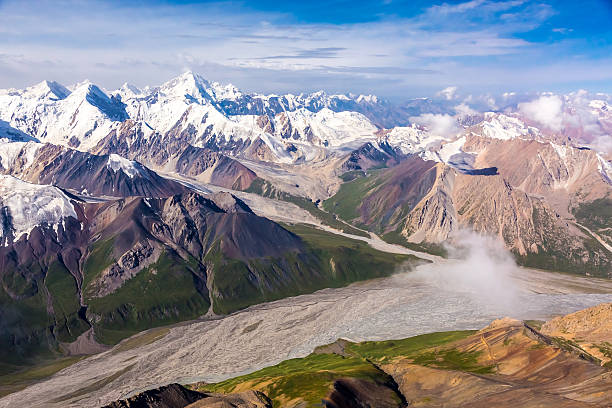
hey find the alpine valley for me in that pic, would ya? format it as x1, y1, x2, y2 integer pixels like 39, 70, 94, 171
0, 72, 612, 407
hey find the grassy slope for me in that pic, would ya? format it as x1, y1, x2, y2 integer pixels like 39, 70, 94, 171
573, 197, 612, 247
381, 228, 448, 258
0, 285, 53, 367
323, 170, 448, 258
46, 262, 89, 343
0, 258, 91, 369
203, 353, 387, 407
0, 261, 90, 395
84, 250, 210, 345
195, 330, 481, 408
248, 173, 449, 260
207, 223, 420, 315
322, 170, 386, 224
82, 238, 115, 295
573, 197, 612, 232
245, 178, 369, 237
515, 207, 612, 277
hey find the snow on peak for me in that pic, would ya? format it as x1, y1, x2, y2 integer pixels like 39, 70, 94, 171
478, 113, 541, 140
30, 80, 70, 100
356, 94, 378, 104
384, 124, 444, 159
159, 71, 213, 103
65, 82, 128, 122
282, 108, 378, 147
107, 153, 142, 178
116, 82, 143, 98
68, 79, 94, 92
597, 153, 612, 185
0, 137, 41, 170
438, 136, 468, 164
70, 81, 103, 98
0, 175, 78, 245
210, 81, 243, 101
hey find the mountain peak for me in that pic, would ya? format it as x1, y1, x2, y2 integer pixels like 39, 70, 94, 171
119, 82, 142, 96
209, 81, 242, 101
159, 71, 214, 103
176, 70, 210, 86
356, 94, 378, 104
66, 81, 128, 121
69, 79, 94, 92
28, 80, 70, 100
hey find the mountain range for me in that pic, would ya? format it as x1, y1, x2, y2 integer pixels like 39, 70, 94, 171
0, 72, 611, 372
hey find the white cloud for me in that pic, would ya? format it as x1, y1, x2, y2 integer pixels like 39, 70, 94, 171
454, 103, 479, 116
518, 95, 564, 131
410, 113, 461, 139
511, 91, 612, 155
437, 86, 458, 100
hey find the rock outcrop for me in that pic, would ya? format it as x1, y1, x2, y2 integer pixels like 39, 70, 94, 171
102, 383, 272, 408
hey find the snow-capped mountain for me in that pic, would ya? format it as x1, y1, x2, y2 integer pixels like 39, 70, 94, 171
0, 72, 389, 164
0, 79, 127, 150
0, 139, 187, 198
111, 72, 383, 163
115, 71, 403, 127
1, 71, 611, 180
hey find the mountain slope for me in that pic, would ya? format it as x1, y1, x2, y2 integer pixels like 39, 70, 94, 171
92, 120, 258, 190
0, 188, 417, 366
0, 80, 127, 150
324, 148, 612, 274
0, 142, 186, 198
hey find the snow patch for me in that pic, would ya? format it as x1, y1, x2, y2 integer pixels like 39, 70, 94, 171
597, 153, 612, 185
385, 125, 445, 158
0, 175, 77, 245
107, 154, 141, 178
0, 139, 41, 170
479, 113, 541, 140
550, 142, 568, 160
439, 136, 467, 163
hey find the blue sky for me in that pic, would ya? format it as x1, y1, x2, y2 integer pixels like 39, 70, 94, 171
0, 0, 611, 99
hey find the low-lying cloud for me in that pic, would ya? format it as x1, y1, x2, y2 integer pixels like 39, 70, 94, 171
514, 91, 612, 154
518, 94, 564, 131
409, 113, 461, 139
409, 229, 521, 313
